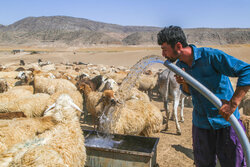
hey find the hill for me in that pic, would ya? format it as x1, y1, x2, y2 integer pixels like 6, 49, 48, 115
0, 16, 249, 46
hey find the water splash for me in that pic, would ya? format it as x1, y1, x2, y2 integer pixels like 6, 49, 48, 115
97, 55, 165, 142
85, 133, 123, 148
117, 55, 164, 102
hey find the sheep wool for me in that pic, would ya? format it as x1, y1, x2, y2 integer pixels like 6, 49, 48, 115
100, 99, 163, 137
0, 94, 86, 167
0, 116, 57, 153
0, 93, 50, 117
34, 76, 77, 95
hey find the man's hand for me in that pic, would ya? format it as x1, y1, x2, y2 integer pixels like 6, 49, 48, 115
174, 68, 190, 94
220, 85, 250, 121
219, 99, 237, 121
174, 68, 186, 84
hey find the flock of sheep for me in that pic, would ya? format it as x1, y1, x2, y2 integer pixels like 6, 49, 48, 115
0, 58, 248, 166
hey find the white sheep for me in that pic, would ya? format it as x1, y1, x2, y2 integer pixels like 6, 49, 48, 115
0, 93, 50, 117
0, 71, 19, 79
99, 77, 119, 92
120, 87, 150, 102
0, 116, 57, 153
9, 85, 34, 93
47, 90, 84, 118
99, 90, 163, 137
105, 71, 128, 85
34, 76, 77, 95
135, 71, 158, 100
0, 94, 86, 167
0, 88, 33, 105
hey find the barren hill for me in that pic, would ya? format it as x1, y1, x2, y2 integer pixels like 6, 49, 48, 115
0, 16, 249, 46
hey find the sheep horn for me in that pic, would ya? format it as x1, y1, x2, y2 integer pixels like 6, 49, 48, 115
70, 101, 83, 113
44, 103, 56, 115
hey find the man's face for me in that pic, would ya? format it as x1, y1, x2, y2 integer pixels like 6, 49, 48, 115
161, 42, 181, 62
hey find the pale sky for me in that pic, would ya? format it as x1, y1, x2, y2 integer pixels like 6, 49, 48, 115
0, 0, 250, 28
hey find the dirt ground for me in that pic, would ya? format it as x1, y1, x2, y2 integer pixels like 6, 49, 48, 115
0, 44, 249, 167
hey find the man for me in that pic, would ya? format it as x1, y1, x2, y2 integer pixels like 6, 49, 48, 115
157, 25, 250, 167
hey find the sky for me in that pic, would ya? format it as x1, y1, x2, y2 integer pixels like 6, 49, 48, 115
0, 0, 250, 28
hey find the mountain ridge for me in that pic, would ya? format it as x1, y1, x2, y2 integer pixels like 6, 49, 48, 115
0, 16, 249, 46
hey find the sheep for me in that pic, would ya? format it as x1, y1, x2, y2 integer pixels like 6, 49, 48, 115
47, 90, 84, 118
240, 114, 250, 142
0, 93, 50, 117
9, 85, 34, 93
99, 90, 163, 137
157, 68, 186, 135
0, 72, 19, 79
15, 67, 26, 71
99, 77, 119, 92
19, 60, 25, 66
0, 65, 6, 71
0, 88, 33, 104
16, 70, 56, 85
76, 82, 103, 128
76, 75, 104, 92
38, 59, 51, 67
34, 76, 77, 95
135, 71, 158, 100
41, 64, 56, 72
0, 116, 57, 153
239, 92, 250, 116
125, 87, 150, 102
0, 94, 86, 167
0, 85, 82, 118
106, 71, 128, 85
15, 71, 33, 85
0, 78, 8, 93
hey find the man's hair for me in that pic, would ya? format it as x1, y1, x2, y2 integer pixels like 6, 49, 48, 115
157, 25, 188, 48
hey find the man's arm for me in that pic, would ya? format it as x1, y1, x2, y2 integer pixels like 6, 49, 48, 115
219, 85, 250, 121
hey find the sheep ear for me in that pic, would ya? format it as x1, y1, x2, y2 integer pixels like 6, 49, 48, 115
70, 101, 83, 113
44, 103, 56, 115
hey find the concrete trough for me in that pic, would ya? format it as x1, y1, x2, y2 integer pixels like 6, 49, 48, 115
83, 129, 159, 167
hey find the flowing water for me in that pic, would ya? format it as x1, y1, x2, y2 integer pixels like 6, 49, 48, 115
117, 55, 165, 102
86, 55, 165, 149
84, 130, 157, 153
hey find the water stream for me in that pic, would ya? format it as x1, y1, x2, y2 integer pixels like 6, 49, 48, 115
117, 55, 164, 102
85, 55, 165, 150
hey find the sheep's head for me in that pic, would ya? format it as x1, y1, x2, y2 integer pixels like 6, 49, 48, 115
102, 90, 119, 107
44, 94, 83, 122
16, 71, 34, 85
76, 80, 92, 94
103, 78, 118, 91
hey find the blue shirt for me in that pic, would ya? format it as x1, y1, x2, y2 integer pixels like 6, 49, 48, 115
176, 45, 250, 129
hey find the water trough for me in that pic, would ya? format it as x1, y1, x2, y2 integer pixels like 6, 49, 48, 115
83, 129, 159, 167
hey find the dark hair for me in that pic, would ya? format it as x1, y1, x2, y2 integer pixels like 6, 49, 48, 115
157, 25, 188, 48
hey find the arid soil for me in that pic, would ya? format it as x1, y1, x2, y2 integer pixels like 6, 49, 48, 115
0, 44, 249, 167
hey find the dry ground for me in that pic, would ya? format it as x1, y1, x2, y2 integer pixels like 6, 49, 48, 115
0, 44, 249, 167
